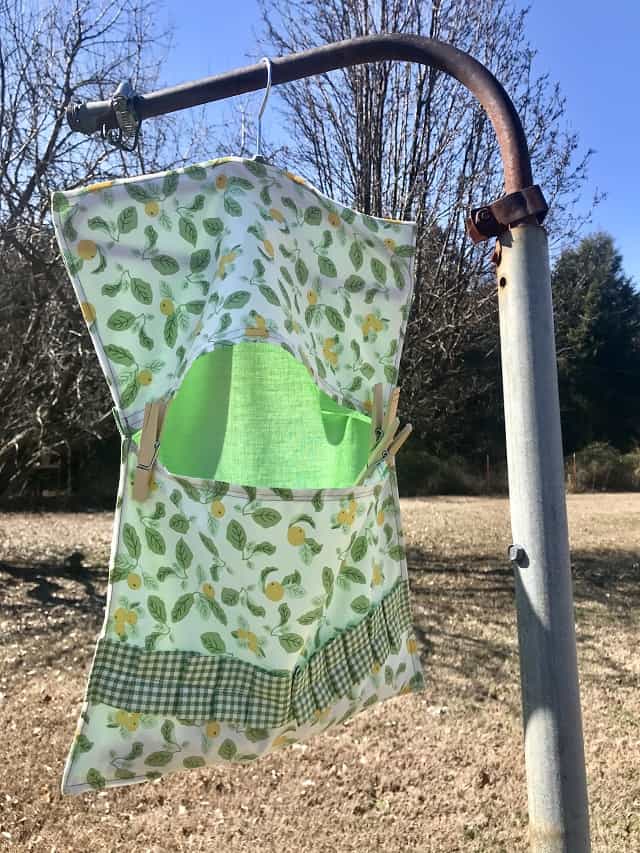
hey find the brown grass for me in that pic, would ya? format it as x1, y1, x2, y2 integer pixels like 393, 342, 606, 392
0, 494, 638, 852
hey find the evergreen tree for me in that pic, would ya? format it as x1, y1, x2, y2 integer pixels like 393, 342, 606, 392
552, 232, 640, 452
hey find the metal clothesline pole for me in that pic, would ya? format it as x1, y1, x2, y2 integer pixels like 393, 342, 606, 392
64, 34, 591, 853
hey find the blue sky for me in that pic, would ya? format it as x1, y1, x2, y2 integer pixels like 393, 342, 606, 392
158, 0, 639, 285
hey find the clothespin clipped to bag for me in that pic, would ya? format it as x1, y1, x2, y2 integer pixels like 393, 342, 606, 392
358, 384, 412, 484
132, 398, 169, 502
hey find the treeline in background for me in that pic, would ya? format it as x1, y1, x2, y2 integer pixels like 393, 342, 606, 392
1, 0, 638, 506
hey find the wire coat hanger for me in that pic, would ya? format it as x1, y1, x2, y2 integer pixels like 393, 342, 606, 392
253, 57, 272, 163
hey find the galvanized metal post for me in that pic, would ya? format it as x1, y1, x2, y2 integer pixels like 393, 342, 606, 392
497, 223, 591, 852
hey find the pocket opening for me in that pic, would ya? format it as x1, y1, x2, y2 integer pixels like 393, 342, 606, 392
133, 342, 375, 491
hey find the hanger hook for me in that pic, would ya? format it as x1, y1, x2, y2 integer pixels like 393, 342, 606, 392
255, 57, 272, 160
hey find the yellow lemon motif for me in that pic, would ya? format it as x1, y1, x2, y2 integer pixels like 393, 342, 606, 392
376, 510, 385, 526
372, 317, 384, 332
202, 582, 215, 600
114, 607, 127, 622
127, 573, 141, 590
87, 180, 114, 192
160, 298, 175, 316
247, 632, 259, 653
77, 239, 97, 260
287, 525, 305, 546
211, 500, 225, 519
372, 563, 383, 586
215, 174, 227, 190
284, 171, 307, 186
80, 302, 96, 325
265, 581, 284, 602
126, 610, 138, 625
322, 338, 338, 367
363, 399, 373, 414
246, 314, 268, 338
115, 710, 128, 726
144, 200, 160, 217
271, 733, 289, 748
371, 662, 381, 674
345, 510, 355, 525
137, 369, 153, 386
125, 715, 139, 732
337, 509, 349, 526
407, 637, 418, 655
262, 239, 275, 259
236, 629, 249, 640
328, 211, 341, 227
205, 721, 220, 738
307, 290, 318, 305
269, 208, 285, 223
149, 475, 158, 493
348, 499, 357, 513
384, 238, 397, 252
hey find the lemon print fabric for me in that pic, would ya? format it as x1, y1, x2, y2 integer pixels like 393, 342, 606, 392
50, 154, 425, 795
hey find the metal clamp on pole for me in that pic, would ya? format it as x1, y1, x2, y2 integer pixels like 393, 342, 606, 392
99, 80, 142, 153
466, 185, 549, 243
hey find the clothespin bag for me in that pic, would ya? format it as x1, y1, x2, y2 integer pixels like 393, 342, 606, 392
50, 155, 424, 794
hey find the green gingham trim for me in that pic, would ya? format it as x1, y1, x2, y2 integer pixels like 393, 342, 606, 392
87, 578, 415, 728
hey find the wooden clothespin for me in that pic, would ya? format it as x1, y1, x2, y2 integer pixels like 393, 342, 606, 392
132, 398, 169, 502
370, 383, 385, 449
358, 384, 411, 484
385, 423, 413, 469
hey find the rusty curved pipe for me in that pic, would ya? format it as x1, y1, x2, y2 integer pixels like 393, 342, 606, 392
66, 33, 532, 195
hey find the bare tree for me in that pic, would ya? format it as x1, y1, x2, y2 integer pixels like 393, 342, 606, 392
255, 0, 602, 448
0, 0, 225, 495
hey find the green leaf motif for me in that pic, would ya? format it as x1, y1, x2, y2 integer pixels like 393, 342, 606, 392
272, 488, 294, 500
184, 165, 207, 180
245, 160, 267, 177
118, 206, 138, 234
203, 217, 224, 236
123, 523, 141, 559
88, 216, 111, 235
51, 192, 69, 212
218, 739, 237, 760
145, 526, 166, 555
121, 382, 138, 408
161, 719, 175, 743
223, 291, 250, 310
199, 533, 219, 555
311, 491, 324, 512
75, 734, 93, 754
107, 310, 136, 331
279, 633, 305, 653
186, 300, 205, 314
388, 544, 405, 560
258, 284, 280, 306
171, 593, 194, 622
102, 281, 122, 297
226, 520, 247, 551
190, 249, 211, 273
371, 257, 387, 285
304, 206, 322, 226
318, 256, 337, 278
151, 255, 179, 275
105, 344, 135, 365
164, 313, 178, 347
144, 751, 173, 767
345, 274, 365, 293
201, 631, 226, 654
351, 536, 368, 562
163, 172, 179, 197
221, 587, 240, 606
224, 195, 242, 217
179, 216, 197, 246
147, 595, 167, 624
86, 768, 106, 790
297, 608, 323, 625
130, 277, 153, 305
207, 597, 228, 625
340, 565, 366, 583
183, 756, 206, 768
125, 184, 152, 203
322, 565, 333, 595
245, 728, 269, 742
350, 595, 371, 614
295, 258, 309, 285
176, 537, 193, 570
349, 242, 363, 270
325, 306, 345, 332
169, 513, 189, 534
252, 507, 282, 528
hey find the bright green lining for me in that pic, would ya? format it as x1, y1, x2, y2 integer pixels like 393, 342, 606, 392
134, 343, 372, 489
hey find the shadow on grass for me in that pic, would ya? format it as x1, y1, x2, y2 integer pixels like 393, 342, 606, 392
406, 544, 640, 700
0, 552, 107, 617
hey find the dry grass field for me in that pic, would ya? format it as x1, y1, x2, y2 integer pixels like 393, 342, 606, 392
0, 494, 638, 852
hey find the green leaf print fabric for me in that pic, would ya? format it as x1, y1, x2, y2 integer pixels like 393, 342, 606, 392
50, 155, 425, 795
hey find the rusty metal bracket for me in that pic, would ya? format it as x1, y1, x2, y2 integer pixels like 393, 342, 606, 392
466, 185, 548, 244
